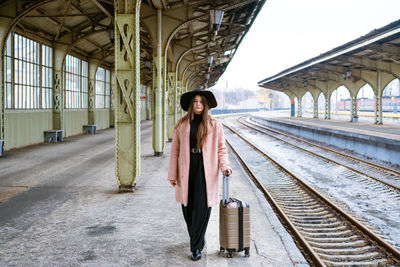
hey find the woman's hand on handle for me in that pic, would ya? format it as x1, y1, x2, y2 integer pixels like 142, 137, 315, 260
223, 169, 232, 176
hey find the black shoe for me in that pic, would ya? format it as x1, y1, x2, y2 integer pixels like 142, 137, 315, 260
191, 249, 201, 261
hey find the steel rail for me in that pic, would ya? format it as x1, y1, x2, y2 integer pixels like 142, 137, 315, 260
223, 122, 400, 264
243, 117, 400, 191
224, 139, 326, 266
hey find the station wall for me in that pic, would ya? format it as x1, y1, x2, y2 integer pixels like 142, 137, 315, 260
64, 110, 89, 137
4, 110, 52, 150
94, 109, 110, 131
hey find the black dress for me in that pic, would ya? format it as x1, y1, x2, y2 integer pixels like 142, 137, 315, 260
181, 114, 211, 252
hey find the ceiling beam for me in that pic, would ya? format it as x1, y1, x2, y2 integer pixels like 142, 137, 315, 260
90, 0, 113, 21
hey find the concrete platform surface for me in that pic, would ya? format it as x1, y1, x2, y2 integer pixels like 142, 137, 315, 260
0, 120, 307, 266
255, 113, 400, 141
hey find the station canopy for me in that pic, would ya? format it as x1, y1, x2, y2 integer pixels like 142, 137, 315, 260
1, 0, 266, 88
258, 20, 400, 97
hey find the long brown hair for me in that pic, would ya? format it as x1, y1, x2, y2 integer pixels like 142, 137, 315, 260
176, 94, 212, 149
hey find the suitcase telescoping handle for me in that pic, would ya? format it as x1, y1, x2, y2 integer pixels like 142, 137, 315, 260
222, 171, 230, 205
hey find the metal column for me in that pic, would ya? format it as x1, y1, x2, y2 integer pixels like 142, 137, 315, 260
88, 59, 99, 125
146, 83, 151, 120
297, 98, 302, 117
153, 9, 164, 156
325, 93, 331, 120
167, 72, 176, 141
114, 1, 141, 192
377, 71, 383, 124
0, 18, 10, 153
351, 96, 358, 122
109, 75, 115, 127
176, 80, 182, 121
52, 44, 68, 131
313, 99, 318, 118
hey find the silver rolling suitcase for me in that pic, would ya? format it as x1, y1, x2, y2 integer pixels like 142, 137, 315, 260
219, 173, 250, 257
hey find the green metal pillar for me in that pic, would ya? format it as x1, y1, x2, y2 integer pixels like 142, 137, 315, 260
0, 18, 11, 148
297, 97, 302, 117
176, 80, 182, 121
354, 96, 358, 119
167, 72, 176, 141
325, 92, 331, 120
377, 71, 383, 124
350, 96, 357, 122
109, 72, 115, 127
313, 98, 318, 118
153, 8, 164, 156
114, 1, 141, 192
146, 83, 152, 120
53, 44, 68, 130
180, 81, 187, 118
88, 59, 100, 125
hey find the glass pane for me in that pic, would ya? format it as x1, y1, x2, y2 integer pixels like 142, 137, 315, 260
49, 47, 52, 66
22, 61, 26, 85
82, 61, 88, 77
28, 63, 31, 86
19, 35, 22, 59
23, 37, 27, 61
42, 45, 46, 66
14, 34, 18, 58
6, 83, 11, 109
28, 39, 31, 62
6, 34, 11, 56
15, 84, 19, 108
47, 68, 50, 87
6, 57, 12, 82
82, 77, 88, 93
106, 70, 110, 83
21, 85, 25, 108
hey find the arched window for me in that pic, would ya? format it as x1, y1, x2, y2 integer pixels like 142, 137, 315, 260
95, 67, 110, 109
4, 33, 52, 109
64, 54, 88, 109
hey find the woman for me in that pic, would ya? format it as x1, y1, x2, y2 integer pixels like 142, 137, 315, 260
168, 89, 232, 261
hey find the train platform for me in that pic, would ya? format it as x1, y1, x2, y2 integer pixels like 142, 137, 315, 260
251, 112, 400, 165
0, 120, 307, 266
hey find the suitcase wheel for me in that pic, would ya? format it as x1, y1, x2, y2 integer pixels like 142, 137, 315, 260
244, 247, 250, 257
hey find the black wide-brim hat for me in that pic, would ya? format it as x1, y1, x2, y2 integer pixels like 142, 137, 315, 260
180, 88, 217, 111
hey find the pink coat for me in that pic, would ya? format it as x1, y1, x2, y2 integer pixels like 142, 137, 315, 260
168, 117, 231, 207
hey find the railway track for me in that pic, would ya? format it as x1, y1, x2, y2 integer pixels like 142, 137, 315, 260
243, 116, 400, 192
223, 123, 400, 266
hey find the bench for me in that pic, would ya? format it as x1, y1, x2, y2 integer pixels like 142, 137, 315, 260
0, 140, 3, 157
44, 130, 64, 143
83, 125, 97, 134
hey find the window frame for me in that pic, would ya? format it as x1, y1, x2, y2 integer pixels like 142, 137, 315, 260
95, 67, 111, 109
4, 33, 52, 110
63, 54, 88, 109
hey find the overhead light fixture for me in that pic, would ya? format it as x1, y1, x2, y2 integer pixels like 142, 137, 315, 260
207, 55, 214, 68
303, 81, 308, 88
210, 9, 224, 41
210, 10, 224, 31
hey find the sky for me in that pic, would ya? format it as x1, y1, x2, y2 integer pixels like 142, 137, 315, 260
212, 0, 400, 91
